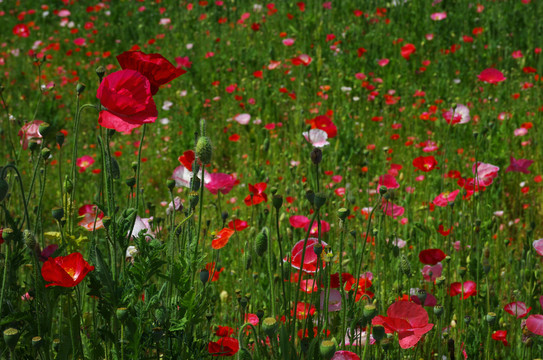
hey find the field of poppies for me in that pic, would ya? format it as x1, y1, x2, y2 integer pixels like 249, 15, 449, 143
1, 0, 543, 359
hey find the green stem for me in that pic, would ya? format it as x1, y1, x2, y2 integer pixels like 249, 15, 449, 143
276, 207, 287, 316
1, 165, 31, 229
134, 124, 147, 215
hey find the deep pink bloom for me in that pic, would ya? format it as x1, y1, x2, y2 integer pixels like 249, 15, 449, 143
332, 351, 361, 360
76, 155, 95, 173
381, 199, 405, 218
97, 69, 157, 132
378, 174, 399, 192
477, 68, 506, 83
472, 162, 500, 186
117, 51, 185, 95
421, 262, 442, 282
284, 238, 328, 273
504, 302, 531, 318
505, 156, 534, 174
205, 173, 236, 194
13, 23, 30, 37
372, 301, 434, 349
433, 190, 460, 207
450, 281, 477, 299
526, 314, 543, 336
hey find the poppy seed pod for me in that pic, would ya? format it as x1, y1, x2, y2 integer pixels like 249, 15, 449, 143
434, 305, 443, 318
319, 340, 336, 360
337, 207, 350, 221
363, 304, 377, 322
32, 336, 43, 350
372, 324, 386, 341
76, 82, 86, 95
166, 179, 175, 191
95, 66, 106, 80
2, 228, 14, 242
314, 192, 327, 209
3, 328, 19, 350
189, 191, 199, 209
262, 317, 278, 336
272, 194, 283, 210
51, 207, 64, 222
486, 312, 497, 325
196, 136, 212, 165
41, 147, 51, 160
56, 131, 65, 147
200, 269, 210, 284
417, 289, 427, 305
379, 185, 388, 196
310, 147, 322, 165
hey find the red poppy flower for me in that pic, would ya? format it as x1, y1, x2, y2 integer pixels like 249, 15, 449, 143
477, 68, 506, 84
214, 325, 234, 337
0, 228, 4, 245
97, 69, 158, 132
332, 351, 360, 360
284, 238, 328, 273
504, 302, 531, 318
305, 115, 337, 138
401, 43, 416, 60
450, 281, 477, 299
291, 54, 312, 66
244, 182, 267, 206
117, 51, 186, 95
208, 336, 239, 357
291, 302, 316, 319
413, 156, 438, 172
437, 224, 452, 236
372, 301, 434, 349
419, 248, 446, 265
227, 219, 248, 232
211, 228, 235, 249
526, 314, 543, 336
491, 330, 509, 346
41, 252, 94, 287
178, 150, 196, 171
205, 262, 224, 282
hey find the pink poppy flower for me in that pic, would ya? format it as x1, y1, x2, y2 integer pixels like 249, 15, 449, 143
504, 301, 532, 318
18, 120, 44, 150
431, 12, 447, 20
477, 68, 506, 83
472, 162, 499, 187
332, 350, 361, 360
320, 289, 342, 312
282, 38, 295, 46
234, 113, 251, 125
291, 54, 312, 66
76, 155, 95, 173
78, 205, 104, 231
381, 199, 405, 218
378, 174, 400, 192
372, 301, 434, 349
533, 239, 543, 256
205, 173, 236, 194
378, 58, 390, 67
284, 238, 328, 273
443, 104, 470, 125
526, 315, 543, 336
433, 189, 460, 207
505, 156, 534, 174
97, 69, 158, 132
514, 127, 528, 136
303, 128, 329, 147
421, 262, 442, 282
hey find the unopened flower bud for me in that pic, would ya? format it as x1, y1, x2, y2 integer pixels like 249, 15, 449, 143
95, 66, 106, 81
372, 324, 386, 341
200, 269, 210, 284
310, 147, 322, 165
272, 194, 283, 210
255, 228, 268, 256
38, 122, 50, 137
400, 255, 412, 277
196, 136, 213, 165
167, 179, 175, 191
23, 230, 36, 250
76, 83, 86, 95
379, 185, 388, 196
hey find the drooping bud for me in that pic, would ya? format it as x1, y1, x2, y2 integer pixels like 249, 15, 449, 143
76, 83, 86, 95
310, 147, 322, 165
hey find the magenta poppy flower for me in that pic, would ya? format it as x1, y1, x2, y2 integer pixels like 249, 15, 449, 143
505, 156, 534, 174
372, 301, 434, 349
97, 69, 158, 132
78, 204, 104, 231
431, 12, 447, 20
117, 51, 185, 95
378, 174, 400, 192
419, 248, 446, 265
433, 190, 460, 207
477, 68, 506, 83
284, 238, 328, 273
450, 281, 477, 299
381, 199, 405, 218
76, 155, 95, 173
332, 350, 361, 360
504, 301, 531, 318
527, 314, 543, 336
421, 262, 442, 282
205, 173, 236, 195
18, 120, 44, 150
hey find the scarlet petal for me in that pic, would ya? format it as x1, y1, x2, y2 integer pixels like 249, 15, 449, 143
418, 248, 446, 265
211, 228, 235, 249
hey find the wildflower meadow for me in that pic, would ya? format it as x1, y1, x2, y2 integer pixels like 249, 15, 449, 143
1, 0, 543, 359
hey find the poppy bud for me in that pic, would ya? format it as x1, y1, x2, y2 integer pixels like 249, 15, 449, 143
196, 136, 213, 165
255, 228, 268, 256
116, 307, 129, 322
32, 336, 43, 350
166, 179, 175, 191
310, 147, 322, 165
76, 83, 86, 95
200, 269, 210, 284
29, 139, 40, 152
262, 317, 278, 336
314, 192, 327, 209
220, 290, 229, 303
464, 315, 471, 326
2, 228, 14, 242
337, 207, 350, 221
372, 324, 386, 341
272, 194, 283, 210
239, 297, 248, 309
400, 255, 411, 277
379, 185, 388, 196
3, 328, 19, 351
434, 305, 443, 318
38, 122, 50, 137
56, 132, 65, 147
221, 211, 228, 222
0, 178, 9, 202
305, 189, 315, 205
95, 66, 106, 81
23, 230, 36, 250
417, 289, 427, 305
51, 207, 64, 222
313, 242, 323, 256
126, 177, 136, 188
319, 339, 336, 360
